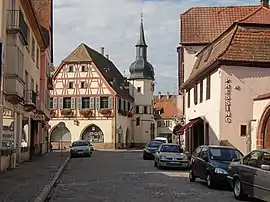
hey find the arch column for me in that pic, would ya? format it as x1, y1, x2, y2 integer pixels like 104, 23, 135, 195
50, 126, 71, 150
257, 104, 270, 149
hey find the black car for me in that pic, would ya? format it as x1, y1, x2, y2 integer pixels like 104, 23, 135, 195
143, 140, 163, 160
227, 149, 270, 201
188, 145, 243, 188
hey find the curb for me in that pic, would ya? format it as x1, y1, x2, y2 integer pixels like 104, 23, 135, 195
33, 156, 70, 202
96, 149, 143, 152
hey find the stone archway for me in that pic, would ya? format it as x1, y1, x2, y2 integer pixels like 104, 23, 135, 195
50, 126, 71, 150
81, 124, 104, 143
257, 104, 270, 149
125, 128, 131, 147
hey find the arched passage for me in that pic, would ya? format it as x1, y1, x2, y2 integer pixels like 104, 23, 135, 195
81, 124, 104, 143
50, 126, 71, 150
257, 104, 270, 149
125, 128, 131, 146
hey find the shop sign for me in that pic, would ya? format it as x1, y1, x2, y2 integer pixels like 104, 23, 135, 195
30, 114, 45, 121
225, 78, 232, 123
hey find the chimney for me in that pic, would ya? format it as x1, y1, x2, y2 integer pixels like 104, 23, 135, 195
100, 47, 104, 55
261, 0, 269, 7
158, 92, 161, 99
166, 92, 170, 99
106, 54, 109, 59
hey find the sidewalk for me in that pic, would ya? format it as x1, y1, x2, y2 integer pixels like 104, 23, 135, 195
0, 151, 69, 202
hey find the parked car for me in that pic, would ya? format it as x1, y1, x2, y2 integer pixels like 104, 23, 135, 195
188, 145, 243, 189
154, 143, 189, 169
143, 140, 163, 160
154, 137, 168, 144
227, 149, 270, 201
70, 140, 92, 158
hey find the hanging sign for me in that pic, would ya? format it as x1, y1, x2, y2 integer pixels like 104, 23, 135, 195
225, 78, 232, 123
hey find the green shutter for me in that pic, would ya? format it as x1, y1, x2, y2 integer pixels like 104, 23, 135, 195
53, 98, 57, 109
77, 97, 82, 109
59, 97, 63, 109
71, 97, 75, 109
89, 97, 95, 109
120, 98, 124, 110
108, 96, 113, 108
96, 97, 100, 109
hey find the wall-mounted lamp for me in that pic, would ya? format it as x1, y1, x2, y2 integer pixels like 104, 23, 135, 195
74, 120, 79, 126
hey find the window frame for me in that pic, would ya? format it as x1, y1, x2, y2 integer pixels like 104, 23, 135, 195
100, 97, 109, 109
63, 97, 72, 109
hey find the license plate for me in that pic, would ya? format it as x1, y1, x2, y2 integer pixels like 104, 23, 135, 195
171, 162, 180, 164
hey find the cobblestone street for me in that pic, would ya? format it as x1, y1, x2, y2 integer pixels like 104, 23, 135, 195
48, 151, 247, 202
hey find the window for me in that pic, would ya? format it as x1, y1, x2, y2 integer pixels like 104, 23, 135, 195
63, 98, 71, 108
243, 151, 261, 167
36, 47, 39, 68
194, 83, 198, 105
124, 100, 126, 111
118, 98, 122, 109
157, 121, 161, 127
127, 102, 131, 111
81, 81, 87, 88
187, 89, 190, 108
136, 106, 139, 114
193, 147, 202, 157
144, 106, 148, 114
100, 97, 108, 108
199, 147, 208, 159
136, 117, 140, 126
199, 81, 203, 103
240, 125, 247, 136
160, 145, 183, 153
49, 98, 53, 109
206, 75, 211, 100
257, 152, 270, 167
137, 87, 141, 92
68, 66, 73, 72
68, 82, 73, 89
165, 120, 171, 127
82, 97, 90, 108
81, 65, 87, 72
31, 36, 35, 60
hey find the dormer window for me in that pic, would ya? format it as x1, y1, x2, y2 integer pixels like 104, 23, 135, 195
68, 65, 73, 72
137, 87, 141, 92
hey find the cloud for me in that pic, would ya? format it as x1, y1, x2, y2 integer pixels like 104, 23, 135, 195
53, 0, 259, 94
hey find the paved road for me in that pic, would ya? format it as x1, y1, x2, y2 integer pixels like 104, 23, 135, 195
48, 151, 259, 202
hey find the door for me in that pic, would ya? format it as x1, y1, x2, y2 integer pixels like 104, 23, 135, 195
253, 152, 270, 201
190, 146, 202, 176
197, 147, 208, 180
240, 151, 261, 197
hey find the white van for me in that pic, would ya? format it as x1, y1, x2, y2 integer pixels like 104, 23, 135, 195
154, 137, 168, 144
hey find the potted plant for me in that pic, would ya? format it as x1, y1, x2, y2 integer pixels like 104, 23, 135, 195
127, 111, 133, 117
50, 110, 56, 117
61, 109, 73, 117
98, 108, 112, 115
80, 109, 93, 117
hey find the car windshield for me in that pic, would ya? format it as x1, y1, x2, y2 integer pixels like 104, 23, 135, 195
155, 139, 167, 143
147, 141, 162, 148
209, 148, 243, 161
72, 141, 89, 147
160, 145, 183, 153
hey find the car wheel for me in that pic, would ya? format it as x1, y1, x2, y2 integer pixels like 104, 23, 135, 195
157, 161, 163, 169
233, 178, 247, 200
206, 174, 214, 189
189, 169, 196, 182
143, 155, 147, 160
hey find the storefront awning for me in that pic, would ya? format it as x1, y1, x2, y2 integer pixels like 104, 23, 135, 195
176, 117, 202, 135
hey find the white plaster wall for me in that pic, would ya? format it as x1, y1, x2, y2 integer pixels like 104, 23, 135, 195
49, 119, 113, 143
220, 66, 270, 154
183, 46, 205, 82
115, 113, 132, 144
185, 70, 221, 145
251, 99, 269, 151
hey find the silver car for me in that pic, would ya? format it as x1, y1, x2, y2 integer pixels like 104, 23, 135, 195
154, 143, 189, 169
70, 140, 91, 158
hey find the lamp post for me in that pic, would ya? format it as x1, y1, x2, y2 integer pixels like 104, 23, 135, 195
57, 122, 65, 156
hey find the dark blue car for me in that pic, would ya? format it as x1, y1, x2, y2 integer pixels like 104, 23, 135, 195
188, 145, 243, 189
143, 140, 163, 160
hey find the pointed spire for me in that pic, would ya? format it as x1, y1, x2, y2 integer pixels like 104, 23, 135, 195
136, 12, 148, 47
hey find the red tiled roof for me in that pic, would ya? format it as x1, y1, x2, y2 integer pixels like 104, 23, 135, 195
154, 101, 177, 119
254, 92, 270, 101
181, 6, 260, 44
182, 6, 270, 88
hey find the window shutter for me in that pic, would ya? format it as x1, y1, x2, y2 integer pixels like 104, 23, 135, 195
120, 98, 124, 110
71, 97, 75, 109
108, 96, 113, 108
125, 101, 128, 111
53, 98, 57, 109
89, 97, 95, 109
116, 97, 119, 109
59, 97, 63, 109
77, 97, 82, 109
96, 97, 100, 109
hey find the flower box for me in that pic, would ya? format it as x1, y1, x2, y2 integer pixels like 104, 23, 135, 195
80, 109, 93, 117
61, 109, 73, 117
98, 108, 112, 115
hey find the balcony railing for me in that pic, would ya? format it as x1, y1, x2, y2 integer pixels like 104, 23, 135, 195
24, 90, 37, 105
7, 10, 29, 45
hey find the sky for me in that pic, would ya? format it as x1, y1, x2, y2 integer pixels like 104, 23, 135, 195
53, 0, 259, 94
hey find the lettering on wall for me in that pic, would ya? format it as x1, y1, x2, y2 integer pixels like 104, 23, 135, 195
225, 78, 232, 123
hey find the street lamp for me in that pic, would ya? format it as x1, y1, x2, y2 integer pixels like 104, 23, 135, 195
57, 122, 65, 156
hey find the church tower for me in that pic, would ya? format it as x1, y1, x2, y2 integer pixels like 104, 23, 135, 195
128, 16, 155, 147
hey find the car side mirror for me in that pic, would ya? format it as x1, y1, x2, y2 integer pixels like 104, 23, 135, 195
261, 164, 270, 171
232, 158, 240, 162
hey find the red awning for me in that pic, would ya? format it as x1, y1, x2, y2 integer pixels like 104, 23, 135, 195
176, 118, 201, 135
